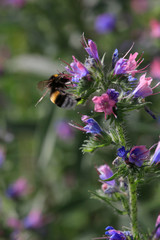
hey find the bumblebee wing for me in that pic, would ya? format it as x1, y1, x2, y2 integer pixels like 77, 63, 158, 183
37, 80, 51, 91
35, 88, 50, 107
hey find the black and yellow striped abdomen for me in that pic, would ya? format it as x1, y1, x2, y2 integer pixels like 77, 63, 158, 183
50, 91, 77, 109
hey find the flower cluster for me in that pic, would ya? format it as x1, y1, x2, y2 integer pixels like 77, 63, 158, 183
96, 226, 133, 240
52, 36, 160, 239
117, 145, 150, 167
64, 36, 160, 124
105, 226, 129, 240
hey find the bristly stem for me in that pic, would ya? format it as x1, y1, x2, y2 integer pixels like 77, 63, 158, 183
115, 121, 138, 238
128, 175, 138, 239
115, 121, 126, 147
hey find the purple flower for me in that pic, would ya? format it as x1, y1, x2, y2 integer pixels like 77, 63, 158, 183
55, 121, 74, 141
97, 164, 115, 185
114, 58, 128, 75
106, 89, 119, 102
132, 74, 153, 98
97, 164, 116, 194
65, 56, 89, 83
23, 210, 44, 229
129, 145, 150, 167
112, 49, 119, 68
114, 51, 146, 76
128, 75, 137, 87
85, 39, 99, 61
105, 226, 126, 240
6, 178, 30, 199
154, 214, 160, 239
83, 118, 102, 134
152, 141, 160, 164
128, 75, 137, 82
81, 115, 90, 123
94, 13, 116, 34
118, 145, 150, 167
69, 115, 102, 135
0, 147, 5, 167
117, 146, 129, 160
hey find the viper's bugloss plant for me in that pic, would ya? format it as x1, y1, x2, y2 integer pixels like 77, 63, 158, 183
49, 35, 160, 239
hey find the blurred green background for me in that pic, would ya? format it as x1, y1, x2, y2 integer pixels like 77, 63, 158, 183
0, 0, 160, 239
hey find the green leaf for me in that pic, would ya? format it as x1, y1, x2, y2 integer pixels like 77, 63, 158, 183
103, 171, 121, 182
103, 164, 129, 182
89, 190, 127, 215
81, 134, 112, 153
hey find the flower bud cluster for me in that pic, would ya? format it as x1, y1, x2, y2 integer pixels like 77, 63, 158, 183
64, 36, 160, 164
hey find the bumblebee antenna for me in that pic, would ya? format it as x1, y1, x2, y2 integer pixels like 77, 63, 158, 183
35, 89, 50, 107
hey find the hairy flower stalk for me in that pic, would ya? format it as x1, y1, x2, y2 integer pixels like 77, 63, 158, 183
115, 122, 139, 238
128, 175, 138, 239
115, 121, 126, 147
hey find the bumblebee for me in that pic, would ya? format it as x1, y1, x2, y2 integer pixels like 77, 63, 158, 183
36, 74, 78, 108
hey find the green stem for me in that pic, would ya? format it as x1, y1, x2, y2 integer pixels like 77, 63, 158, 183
128, 175, 138, 239
115, 121, 126, 147
115, 121, 139, 238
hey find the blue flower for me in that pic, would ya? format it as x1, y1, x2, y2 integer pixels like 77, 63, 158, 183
105, 226, 114, 231
94, 13, 116, 34
114, 58, 128, 75
128, 75, 137, 87
85, 39, 99, 61
105, 226, 126, 240
83, 118, 102, 134
152, 141, 160, 164
128, 75, 137, 83
129, 145, 150, 167
112, 49, 119, 68
117, 146, 129, 159
107, 89, 119, 102
69, 116, 102, 135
